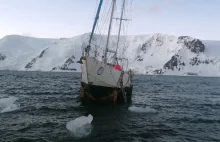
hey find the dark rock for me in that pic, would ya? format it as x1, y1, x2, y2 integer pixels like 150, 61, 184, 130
164, 54, 179, 70
189, 57, 212, 66
140, 43, 149, 53
177, 36, 205, 53
65, 58, 74, 65
65, 55, 75, 65
136, 55, 143, 62
163, 54, 189, 72
0, 53, 6, 61
25, 62, 33, 69
155, 36, 163, 46
185, 72, 198, 76
140, 35, 164, 53
136, 34, 165, 61
25, 58, 37, 69
182, 62, 185, 66
140, 39, 153, 53
153, 69, 164, 75
25, 48, 48, 69
137, 58, 143, 61
39, 48, 48, 58
52, 66, 77, 71
205, 60, 209, 64
52, 55, 77, 71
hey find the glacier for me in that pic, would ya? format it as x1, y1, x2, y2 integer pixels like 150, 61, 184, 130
0, 33, 220, 76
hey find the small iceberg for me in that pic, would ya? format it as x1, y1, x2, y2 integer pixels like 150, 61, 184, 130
128, 106, 157, 113
0, 97, 20, 113
66, 114, 93, 138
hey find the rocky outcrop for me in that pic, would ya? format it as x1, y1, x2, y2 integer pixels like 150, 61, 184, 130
140, 42, 151, 53
136, 55, 143, 61
145, 66, 164, 75
177, 36, 205, 53
136, 34, 166, 61
184, 72, 198, 76
51, 55, 77, 71
38, 49, 47, 58
25, 48, 48, 69
65, 55, 75, 64
164, 55, 179, 70
51, 65, 77, 71
163, 54, 185, 71
152, 69, 164, 75
140, 34, 165, 53
25, 58, 37, 69
0, 53, 6, 61
163, 54, 215, 73
189, 57, 213, 66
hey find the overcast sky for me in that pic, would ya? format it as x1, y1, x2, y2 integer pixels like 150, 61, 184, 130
0, 0, 220, 40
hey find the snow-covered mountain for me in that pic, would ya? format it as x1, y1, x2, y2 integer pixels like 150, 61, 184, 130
0, 33, 220, 76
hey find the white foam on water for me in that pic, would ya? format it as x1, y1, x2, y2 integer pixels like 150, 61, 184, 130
66, 114, 93, 138
128, 106, 157, 113
0, 96, 20, 113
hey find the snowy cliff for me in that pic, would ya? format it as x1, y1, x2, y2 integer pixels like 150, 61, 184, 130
130, 34, 220, 76
0, 33, 220, 76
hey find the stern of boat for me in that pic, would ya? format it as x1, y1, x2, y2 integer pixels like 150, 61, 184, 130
80, 56, 133, 103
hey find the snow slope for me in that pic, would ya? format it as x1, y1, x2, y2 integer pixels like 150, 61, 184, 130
0, 34, 86, 71
0, 33, 220, 76
131, 34, 220, 76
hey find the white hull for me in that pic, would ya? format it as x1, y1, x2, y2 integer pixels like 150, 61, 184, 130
81, 57, 132, 88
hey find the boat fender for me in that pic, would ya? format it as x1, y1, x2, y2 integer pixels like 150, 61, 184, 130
113, 90, 118, 103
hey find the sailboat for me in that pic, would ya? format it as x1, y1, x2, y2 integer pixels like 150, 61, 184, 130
79, 0, 133, 103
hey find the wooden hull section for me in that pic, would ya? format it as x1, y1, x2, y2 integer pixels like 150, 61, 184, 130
80, 82, 133, 104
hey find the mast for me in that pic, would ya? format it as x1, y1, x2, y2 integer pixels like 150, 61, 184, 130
103, 0, 116, 64
86, 0, 103, 56
89, 0, 103, 45
115, 0, 126, 58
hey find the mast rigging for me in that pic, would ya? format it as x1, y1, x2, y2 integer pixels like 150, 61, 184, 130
103, 0, 116, 64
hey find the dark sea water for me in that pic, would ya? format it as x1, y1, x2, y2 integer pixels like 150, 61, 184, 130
0, 71, 220, 142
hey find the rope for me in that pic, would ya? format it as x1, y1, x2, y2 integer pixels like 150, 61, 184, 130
116, 71, 127, 103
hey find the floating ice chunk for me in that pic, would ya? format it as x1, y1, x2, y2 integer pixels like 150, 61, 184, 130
87, 114, 93, 123
66, 114, 93, 138
1, 104, 19, 113
0, 97, 19, 113
128, 106, 157, 113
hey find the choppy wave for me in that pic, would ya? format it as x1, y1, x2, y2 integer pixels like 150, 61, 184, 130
128, 106, 157, 113
0, 71, 220, 142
